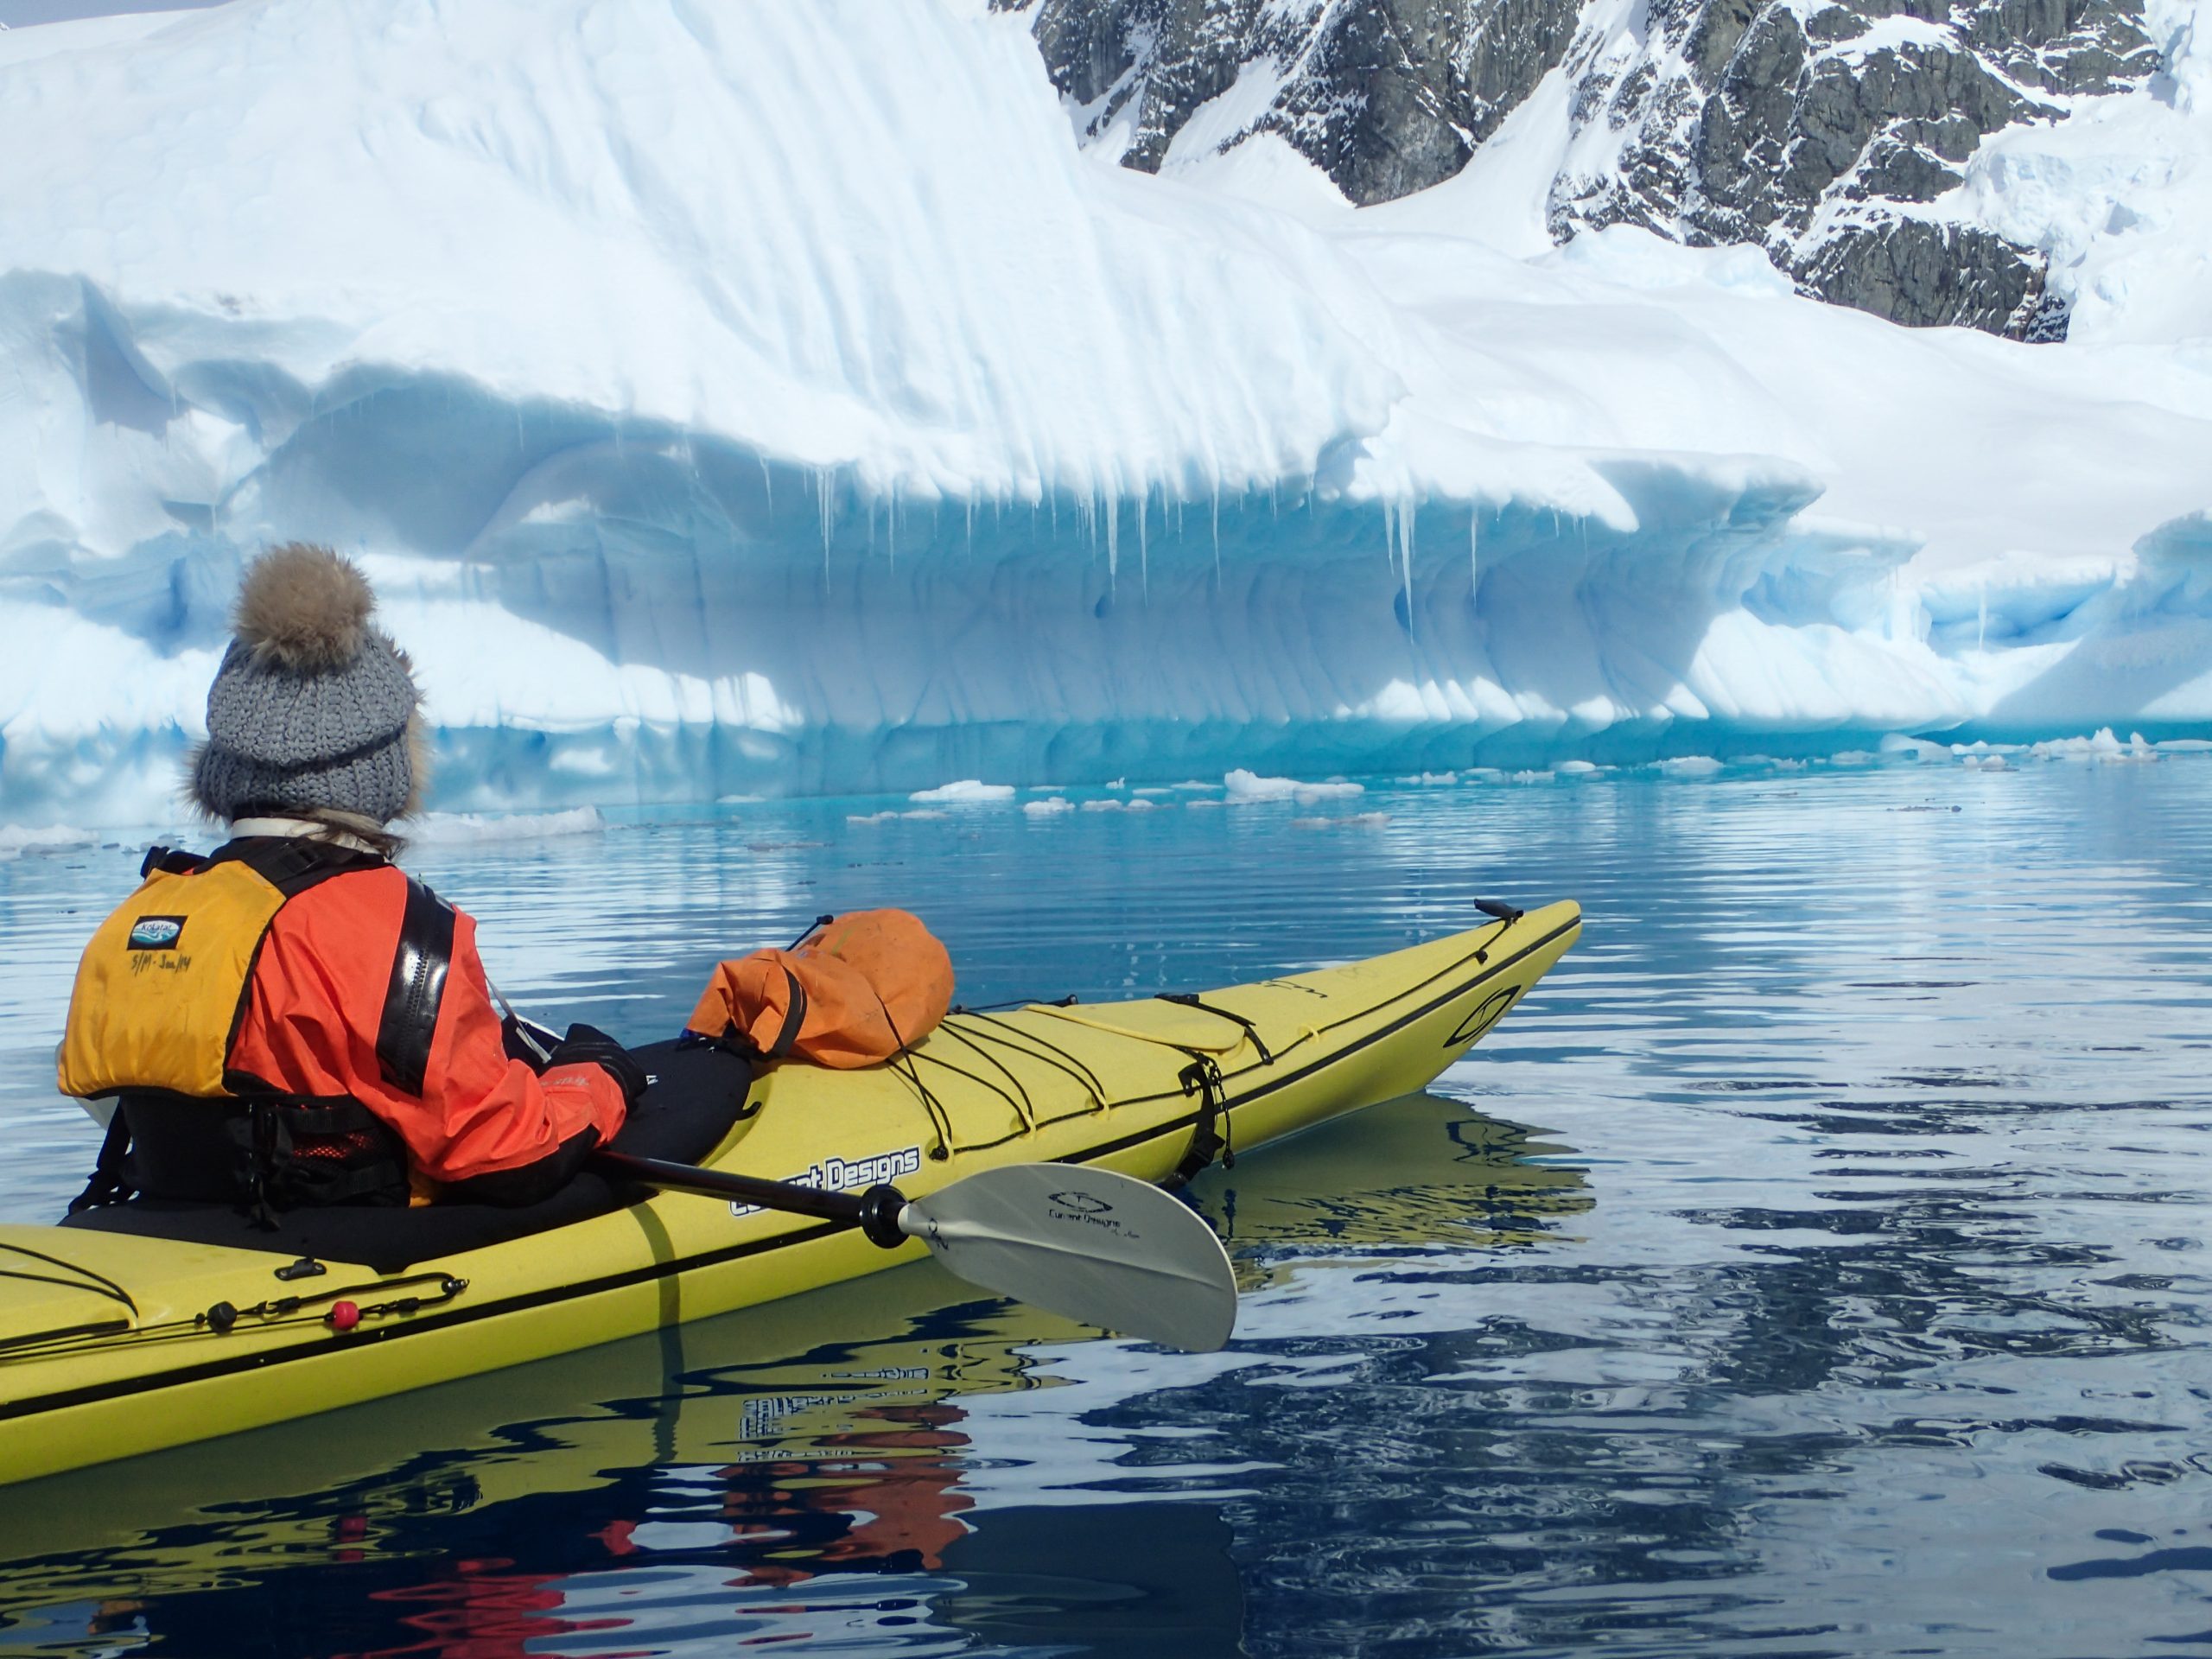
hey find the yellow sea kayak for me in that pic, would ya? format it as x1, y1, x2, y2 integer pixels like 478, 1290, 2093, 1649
0, 903, 1580, 1486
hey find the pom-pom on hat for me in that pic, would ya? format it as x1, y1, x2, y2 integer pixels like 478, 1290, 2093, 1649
191, 544, 425, 825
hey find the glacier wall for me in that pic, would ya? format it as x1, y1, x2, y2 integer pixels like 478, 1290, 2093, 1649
1, 0, 2209, 826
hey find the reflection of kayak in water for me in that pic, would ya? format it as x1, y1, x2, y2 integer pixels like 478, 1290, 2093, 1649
0, 1088, 1575, 1650
0, 904, 1580, 1486
1204, 1091, 1592, 1252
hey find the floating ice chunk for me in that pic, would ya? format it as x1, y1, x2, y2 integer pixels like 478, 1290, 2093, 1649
1227, 770, 1366, 803
1655, 755, 1725, 777
1224, 770, 1297, 800
411, 807, 606, 843
901, 809, 949, 821
0, 824, 96, 861
1294, 812, 1389, 830
1132, 787, 1175, 797
1023, 797, 1074, 817
1555, 760, 1598, 775
1509, 769, 1555, 784
1878, 734, 1949, 762
847, 810, 899, 823
1081, 798, 1125, 811
909, 781, 1015, 803
1171, 782, 1226, 793
2160, 739, 2212, 752
1830, 750, 1879, 766
2027, 728, 2146, 762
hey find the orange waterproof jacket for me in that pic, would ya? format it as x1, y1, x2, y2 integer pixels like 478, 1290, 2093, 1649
228, 865, 628, 1190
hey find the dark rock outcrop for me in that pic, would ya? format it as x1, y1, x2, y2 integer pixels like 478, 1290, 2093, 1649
1001, 0, 2165, 339
1013, 0, 1583, 205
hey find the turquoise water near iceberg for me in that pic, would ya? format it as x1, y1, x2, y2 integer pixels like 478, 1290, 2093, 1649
1, 753, 2209, 1656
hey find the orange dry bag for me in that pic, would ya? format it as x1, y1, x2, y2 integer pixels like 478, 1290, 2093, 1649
686, 910, 954, 1069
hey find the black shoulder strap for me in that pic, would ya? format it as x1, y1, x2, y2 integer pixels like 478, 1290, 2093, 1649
140, 845, 205, 879
207, 836, 384, 897
377, 879, 456, 1096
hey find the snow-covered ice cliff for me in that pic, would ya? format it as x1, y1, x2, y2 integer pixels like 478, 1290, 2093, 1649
0, 0, 2207, 826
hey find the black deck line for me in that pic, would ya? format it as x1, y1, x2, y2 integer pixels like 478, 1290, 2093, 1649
0, 912, 1577, 1427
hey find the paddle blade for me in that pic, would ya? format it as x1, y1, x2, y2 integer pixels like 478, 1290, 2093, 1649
900, 1163, 1237, 1352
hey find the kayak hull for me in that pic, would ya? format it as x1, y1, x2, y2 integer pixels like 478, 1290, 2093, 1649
0, 902, 1579, 1485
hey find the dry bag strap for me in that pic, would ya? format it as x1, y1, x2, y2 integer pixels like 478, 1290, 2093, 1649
378, 879, 455, 1096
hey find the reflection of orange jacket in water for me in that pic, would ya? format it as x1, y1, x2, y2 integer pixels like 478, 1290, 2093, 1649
366, 1557, 581, 1659
60, 842, 627, 1194
721, 1402, 975, 1582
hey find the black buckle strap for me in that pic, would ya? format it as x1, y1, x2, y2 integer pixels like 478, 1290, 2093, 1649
1166, 1058, 1236, 1189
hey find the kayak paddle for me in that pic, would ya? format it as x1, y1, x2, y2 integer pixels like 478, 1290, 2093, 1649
591, 1149, 1237, 1352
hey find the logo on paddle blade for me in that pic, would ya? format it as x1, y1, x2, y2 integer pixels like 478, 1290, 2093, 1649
1046, 1191, 1112, 1215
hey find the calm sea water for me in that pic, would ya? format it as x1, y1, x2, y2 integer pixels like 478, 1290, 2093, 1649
2, 753, 2209, 1657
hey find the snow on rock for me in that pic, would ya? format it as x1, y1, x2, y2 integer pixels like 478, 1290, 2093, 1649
0, 0, 2207, 830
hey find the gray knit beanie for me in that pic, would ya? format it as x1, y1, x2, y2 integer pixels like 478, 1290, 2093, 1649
191, 544, 425, 825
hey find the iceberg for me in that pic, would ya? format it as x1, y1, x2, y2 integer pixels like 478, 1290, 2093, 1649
1, 0, 2208, 829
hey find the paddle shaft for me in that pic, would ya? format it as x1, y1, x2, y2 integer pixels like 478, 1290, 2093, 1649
591, 1148, 908, 1247
594, 1149, 1241, 1351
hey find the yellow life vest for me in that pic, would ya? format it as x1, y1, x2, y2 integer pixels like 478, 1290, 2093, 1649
55, 854, 293, 1102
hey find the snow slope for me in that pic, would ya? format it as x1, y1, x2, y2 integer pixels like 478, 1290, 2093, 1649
0, 0, 2207, 826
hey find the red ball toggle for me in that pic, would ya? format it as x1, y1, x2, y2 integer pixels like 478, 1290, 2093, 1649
327, 1300, 361, 1332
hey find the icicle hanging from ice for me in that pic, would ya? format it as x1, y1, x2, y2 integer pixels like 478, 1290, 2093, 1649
1469, 509, 1479, 616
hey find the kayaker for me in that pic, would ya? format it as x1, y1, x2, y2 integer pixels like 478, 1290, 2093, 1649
56, 543, 642, 1217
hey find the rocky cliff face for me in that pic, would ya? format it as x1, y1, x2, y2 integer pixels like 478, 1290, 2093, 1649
1002, 0, 2164, 339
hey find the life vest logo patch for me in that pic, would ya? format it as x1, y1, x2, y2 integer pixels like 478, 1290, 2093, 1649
127, 915, 187, 950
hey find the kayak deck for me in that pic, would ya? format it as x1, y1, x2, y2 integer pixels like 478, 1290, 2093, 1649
0, 902, 1580, 1484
